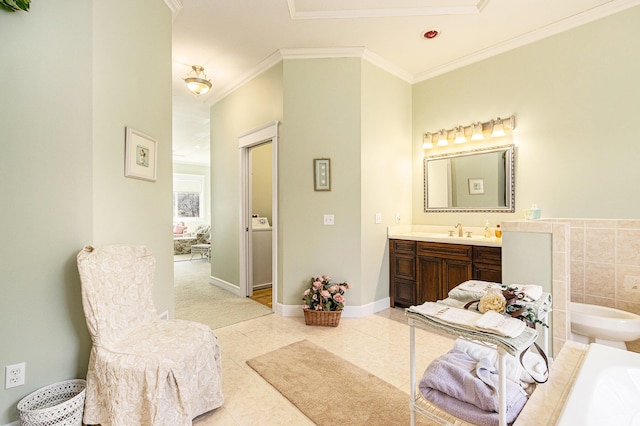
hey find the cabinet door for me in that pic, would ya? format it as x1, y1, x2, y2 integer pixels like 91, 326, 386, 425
442, 259, 473, 297
473, 263, 502, 283
393, 254, 416, 281
393, 278, 417, 308
417, 256, 441, 303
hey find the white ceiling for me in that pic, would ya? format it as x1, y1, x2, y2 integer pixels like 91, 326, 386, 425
170, 0, 639, 165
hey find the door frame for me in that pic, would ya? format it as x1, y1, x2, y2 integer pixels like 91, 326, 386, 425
238, 121, 279, 311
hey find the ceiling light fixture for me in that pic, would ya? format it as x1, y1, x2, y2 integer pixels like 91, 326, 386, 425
184, 65, 212, 95
423, 115, 515, 150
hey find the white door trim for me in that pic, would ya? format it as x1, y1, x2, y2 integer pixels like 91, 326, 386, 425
238, 121, 279, 311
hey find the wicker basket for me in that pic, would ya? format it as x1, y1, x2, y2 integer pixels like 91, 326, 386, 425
303, 308, 342, 327
17, 379, 86, 426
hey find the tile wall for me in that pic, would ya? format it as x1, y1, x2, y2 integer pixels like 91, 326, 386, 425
567, 219, 640, 352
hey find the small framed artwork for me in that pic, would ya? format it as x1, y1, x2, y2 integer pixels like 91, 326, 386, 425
125, 127, 157, 182
468, 178, 484, 195
313, 158, 331, 191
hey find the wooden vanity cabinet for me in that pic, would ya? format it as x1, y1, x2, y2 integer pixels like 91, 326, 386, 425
473, 246, 502, 283
389, 240, 416, 308
389, 239, 502, 308
417, 242, 472, 303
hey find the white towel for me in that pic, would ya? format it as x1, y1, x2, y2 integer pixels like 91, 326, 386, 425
448, 280, 502, 302
475, 310, 526, 338
511, 284, 543, 301
409, 302, 481, 329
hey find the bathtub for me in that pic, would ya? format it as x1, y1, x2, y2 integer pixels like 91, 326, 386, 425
557, 343, 640, 425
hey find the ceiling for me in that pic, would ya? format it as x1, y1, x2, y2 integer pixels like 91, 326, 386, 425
170, 0, 639, 165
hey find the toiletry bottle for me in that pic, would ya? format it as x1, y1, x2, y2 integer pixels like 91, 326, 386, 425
494, 224, 502, 239
484, 220, 491, 238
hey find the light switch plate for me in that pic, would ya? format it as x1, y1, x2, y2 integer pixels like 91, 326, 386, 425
375, 213, 382, 224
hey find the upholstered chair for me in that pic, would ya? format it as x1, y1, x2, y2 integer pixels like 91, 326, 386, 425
76, 245, 223, 425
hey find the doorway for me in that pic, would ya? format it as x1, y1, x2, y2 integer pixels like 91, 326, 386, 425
238, 121, 278, 312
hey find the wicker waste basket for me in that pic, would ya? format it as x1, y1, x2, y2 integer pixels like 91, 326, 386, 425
17, 379, 86, 426
303, 308, 342, 327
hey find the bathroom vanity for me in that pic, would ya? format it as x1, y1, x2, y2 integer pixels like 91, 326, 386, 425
389, 231, 502, 308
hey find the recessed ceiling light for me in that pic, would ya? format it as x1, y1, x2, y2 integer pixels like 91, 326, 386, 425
422, 28, 441, 39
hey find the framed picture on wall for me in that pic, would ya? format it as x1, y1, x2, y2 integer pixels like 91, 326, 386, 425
314, 158, 331, 191
468, 178, 484, 195
125, 127, 157, 182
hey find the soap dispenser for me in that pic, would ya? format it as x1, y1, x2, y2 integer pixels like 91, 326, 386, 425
525, 204, 542, 220
484, 220, 491, 238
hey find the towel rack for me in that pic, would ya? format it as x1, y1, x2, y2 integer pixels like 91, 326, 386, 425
406, 308, 539, 426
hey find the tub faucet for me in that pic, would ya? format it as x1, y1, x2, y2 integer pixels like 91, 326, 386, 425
455, 223, 463, 237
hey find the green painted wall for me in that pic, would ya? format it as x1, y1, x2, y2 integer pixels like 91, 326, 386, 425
281, 58, 363, 305
412, 6, 640, 225
0, 1, 172, 424
210, 63, 284, 287
360, 61, 412, 304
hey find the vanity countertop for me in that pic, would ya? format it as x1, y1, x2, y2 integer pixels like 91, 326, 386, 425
388, 225, 502, 247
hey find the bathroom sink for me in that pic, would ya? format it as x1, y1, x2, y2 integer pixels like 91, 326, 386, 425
393, 232, 501, 246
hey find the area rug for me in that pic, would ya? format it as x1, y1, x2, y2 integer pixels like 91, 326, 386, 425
175, 260, 272, 329
247, 340, 437, 425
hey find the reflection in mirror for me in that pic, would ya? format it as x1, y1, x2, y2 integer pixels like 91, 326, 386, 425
424, 145, 514, 212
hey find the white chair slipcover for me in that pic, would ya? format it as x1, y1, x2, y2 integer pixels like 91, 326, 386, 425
77, 245, 223, 425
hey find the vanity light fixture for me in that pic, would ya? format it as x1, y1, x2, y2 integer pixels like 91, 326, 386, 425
422, 132, 434, 149
423, 115, 515, 150
471, 122, 484, 140
491, 118, 506, 137
183, 65, 212, 95
454, 126, 466, 143
436, 130, 449, 146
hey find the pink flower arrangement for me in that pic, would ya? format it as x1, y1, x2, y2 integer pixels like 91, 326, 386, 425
302, 275, 350, 311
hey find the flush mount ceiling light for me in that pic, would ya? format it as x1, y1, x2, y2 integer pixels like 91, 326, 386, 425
183, 65, 212, 95
423, 115, 515, 150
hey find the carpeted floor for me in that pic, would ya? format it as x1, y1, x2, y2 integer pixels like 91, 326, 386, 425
247, 340, 441, 426
174, 259, 273, 329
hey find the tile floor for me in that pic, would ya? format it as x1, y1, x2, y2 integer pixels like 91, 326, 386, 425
192, 308, 457, 425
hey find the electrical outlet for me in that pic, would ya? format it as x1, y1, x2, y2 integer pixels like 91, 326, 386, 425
395, 213, 401, 223
5, 363, 25, 389
323, 214, 334, 225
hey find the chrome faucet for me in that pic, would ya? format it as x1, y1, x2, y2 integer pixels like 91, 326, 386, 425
455, 223, 463, 237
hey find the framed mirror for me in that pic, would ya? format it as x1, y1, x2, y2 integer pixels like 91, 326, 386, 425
424, 145, 515, 212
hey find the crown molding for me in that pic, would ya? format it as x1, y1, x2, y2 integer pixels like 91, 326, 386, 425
163, 0, 183, 19
208, 47, 414, 105
415, 0, 640, 82
208, 51, 284, 106
287, 0, 488, 20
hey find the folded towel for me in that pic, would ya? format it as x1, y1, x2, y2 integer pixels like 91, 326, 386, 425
408, 302, 481, 330
420, 349, 528, 425
453, 339, 526, 385
421, 387, 504, 426
448, 280, 502, 302
476, 310, 526, 338
510, 284, 543, 301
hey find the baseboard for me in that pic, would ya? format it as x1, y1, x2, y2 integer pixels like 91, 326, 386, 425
279, 297, 391, 318
208, 275, 241, 296
4, 420, 19, 426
